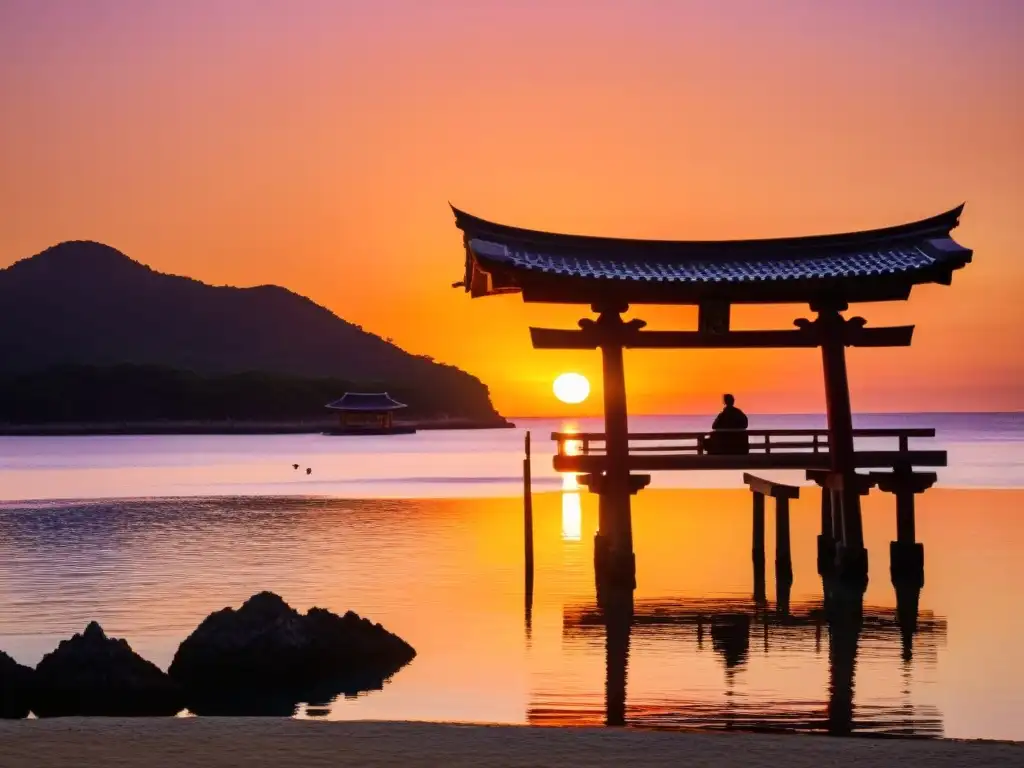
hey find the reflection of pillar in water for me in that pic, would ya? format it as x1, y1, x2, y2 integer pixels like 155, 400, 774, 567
711, 614, 749, 729
602, 587, 634, 727
825, 581, 863, 736
895, 582, 922, 664
711, 613, 751, 694
525, 577, 533, 645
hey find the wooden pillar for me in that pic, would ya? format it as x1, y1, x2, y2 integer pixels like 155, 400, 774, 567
820, 490, 834, 539
816, 303, 867, 589
817, 489, 835, 577
523, 431, 534, 584
895, 491, 916, 544
596, 304, 636, 589
876, 471, 934, 591
775, 497, 793, 587
752, 492, 766, 603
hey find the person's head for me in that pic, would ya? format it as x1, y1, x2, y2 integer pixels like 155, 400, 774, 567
723, 393, 735, 407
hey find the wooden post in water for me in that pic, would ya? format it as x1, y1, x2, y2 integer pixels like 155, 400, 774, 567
775, 496, 793, 588
874, 469, 935, 591
752, 492, 766, 603
817, 489, 835, 577
815, 302, 868, 590
523, 430, 534, 583
594, 303, 637, 589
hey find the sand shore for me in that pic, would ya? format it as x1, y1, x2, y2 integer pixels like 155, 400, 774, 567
1, 720, 1021, 768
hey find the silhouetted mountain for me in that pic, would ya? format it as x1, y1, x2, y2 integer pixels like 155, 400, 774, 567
0, 241, 505, 423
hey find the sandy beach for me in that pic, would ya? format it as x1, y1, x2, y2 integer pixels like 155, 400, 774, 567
2, 720, 1022, 767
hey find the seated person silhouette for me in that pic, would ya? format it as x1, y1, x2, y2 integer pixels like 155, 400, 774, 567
706, 394, 749, 455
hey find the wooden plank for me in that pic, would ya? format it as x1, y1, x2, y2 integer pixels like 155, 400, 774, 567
805, 470, 877, 495
743, 473, 801, 499
530, 327, 600, 350
551, 428, 935, 441
531, 325, 914, 350
554, 450, 947, 474
603, 441, 826, 453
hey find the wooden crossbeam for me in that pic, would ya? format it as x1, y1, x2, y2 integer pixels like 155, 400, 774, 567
551, 428, 936, 441
530, 325, 914, 350
743, 473, 801, 499
554, 450, 947, 474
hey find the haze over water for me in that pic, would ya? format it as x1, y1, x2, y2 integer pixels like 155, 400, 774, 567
1, 413, 1022, 740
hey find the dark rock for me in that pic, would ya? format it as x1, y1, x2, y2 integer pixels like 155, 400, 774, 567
169, 591, 416, 716
0, 650, 34, 719
32, 622, 184, 717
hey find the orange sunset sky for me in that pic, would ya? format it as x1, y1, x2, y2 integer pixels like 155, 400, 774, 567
1, 0, 1021, 416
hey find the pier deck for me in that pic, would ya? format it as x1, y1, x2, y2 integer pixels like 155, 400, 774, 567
552, 428, 945, 474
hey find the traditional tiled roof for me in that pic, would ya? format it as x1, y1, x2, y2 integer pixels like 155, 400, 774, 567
452, 205, 972, 305
325, 392, 407, 411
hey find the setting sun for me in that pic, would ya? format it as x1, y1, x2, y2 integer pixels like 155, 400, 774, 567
553, 373, 590, 405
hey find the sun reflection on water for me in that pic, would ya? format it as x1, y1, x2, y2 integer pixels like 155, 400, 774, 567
560, 428, 583, 541
561, 490, 582, 541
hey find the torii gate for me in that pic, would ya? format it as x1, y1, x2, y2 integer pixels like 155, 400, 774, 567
451, 204, 972, 592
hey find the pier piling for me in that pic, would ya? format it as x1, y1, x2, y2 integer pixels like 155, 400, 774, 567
873, 470, 936, 591
523, 431, 534, 585
817, 490, 835, 577
752, 492, 766, 603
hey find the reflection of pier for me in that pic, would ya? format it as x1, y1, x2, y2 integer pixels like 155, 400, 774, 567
529, 588, 946, 737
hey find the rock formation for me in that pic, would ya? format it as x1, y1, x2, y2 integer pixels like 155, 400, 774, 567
169, 592, 415, 715
32, 622, 184, 717
0, 650, 34, 719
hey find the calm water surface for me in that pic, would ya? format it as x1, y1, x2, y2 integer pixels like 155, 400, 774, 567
1, 413, 1022, 500
0, 413, 1022, 740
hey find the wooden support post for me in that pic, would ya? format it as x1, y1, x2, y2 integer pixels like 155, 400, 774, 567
816, 304, 868, 590
523, 431, 534, 585
874, 470, 935, 591
775, 496, 793, 587
752, 492, 766, 603
594, 484, 609, 583
817, 488, 835, 577
895, 491, 916, 544
596, 305, 636, 590
820, 488, 834, 539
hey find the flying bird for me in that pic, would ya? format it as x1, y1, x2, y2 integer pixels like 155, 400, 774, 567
293, 464, 299, 470
306, 468, 312, 475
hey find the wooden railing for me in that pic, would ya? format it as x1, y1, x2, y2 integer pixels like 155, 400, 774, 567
552, 428, 936, 458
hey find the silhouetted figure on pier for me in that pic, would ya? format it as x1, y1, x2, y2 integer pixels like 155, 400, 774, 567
707, 394, 749, 455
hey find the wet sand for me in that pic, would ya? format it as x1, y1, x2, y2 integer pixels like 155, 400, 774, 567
2, 720, 1021, 768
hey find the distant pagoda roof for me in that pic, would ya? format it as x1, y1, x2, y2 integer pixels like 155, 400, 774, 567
452, 204, 973, 305
325, 392, 407, 412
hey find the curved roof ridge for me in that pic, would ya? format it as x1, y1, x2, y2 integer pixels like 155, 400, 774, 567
451, 203, 965, 257
326, 392, 408, 411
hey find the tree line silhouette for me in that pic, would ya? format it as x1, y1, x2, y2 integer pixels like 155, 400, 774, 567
0, 365, 505, 425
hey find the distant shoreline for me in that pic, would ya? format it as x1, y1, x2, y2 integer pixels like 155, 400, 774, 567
0, 418, 515, 436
